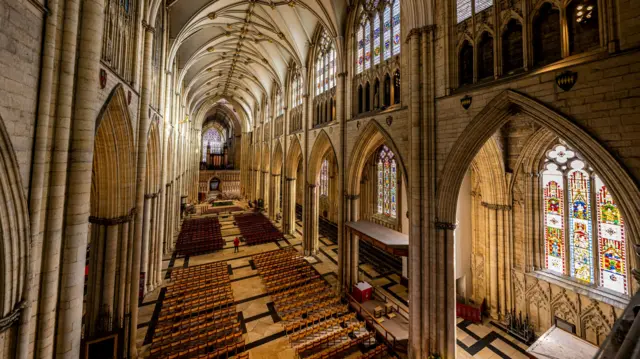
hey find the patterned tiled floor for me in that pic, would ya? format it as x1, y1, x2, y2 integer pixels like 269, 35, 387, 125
136, 206, 531, 358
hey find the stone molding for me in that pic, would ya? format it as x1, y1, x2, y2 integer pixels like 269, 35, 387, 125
145, 193, 159, 199
0, 304, 23, 332
285, 177, 296, 181
435, 221, 457, 230
345, 194, 360, 200
89, 213, 135, 226
142, 20, 156, 34
405, 25, 437, 43
481, 202, 512, 211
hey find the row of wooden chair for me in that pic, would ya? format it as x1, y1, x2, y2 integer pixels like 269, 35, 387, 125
155, 309, 238, 338
288, 313, 357, 342
283, 305, 350, 334
150, 256, 245, 359
175, 217, 224, 257
234, 213, 283, 245
271, 281, 327, 302
278, 294, 338, 320
305, 332, 373, 359
294, 321, 364, 354
357, 343, 390, 359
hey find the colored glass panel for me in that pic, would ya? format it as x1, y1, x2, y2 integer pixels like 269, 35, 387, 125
392, 0, 401, 54
543, 167, 565, 274
364, 21, 371, 69
391, 158, 397, 217
384, 157, 390, 215
202, 128, 224, 161
357, 26, 364, 74
374, 14, 381, 65
383, 6, 391, 60
568, 169, 593, 283
320, 160, 329, 196
377, 159, 383, 214
316, 58, 322, 95
457, 0, 471, 23
596, 176, 627, 294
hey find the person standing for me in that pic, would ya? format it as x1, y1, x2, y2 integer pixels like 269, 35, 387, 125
234, 237, 240, 253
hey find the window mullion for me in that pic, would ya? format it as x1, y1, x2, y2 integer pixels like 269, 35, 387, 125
591, 173, 600, 287
563, 171, 571, 277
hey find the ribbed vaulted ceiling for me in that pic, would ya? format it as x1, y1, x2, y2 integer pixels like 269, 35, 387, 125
167, 0, 349, 129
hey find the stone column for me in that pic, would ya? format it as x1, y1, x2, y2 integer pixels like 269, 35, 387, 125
155, 193, 163, 286
129, 23, 155, 358
349, 195, 360, 286
434, 223, 457, 359
117, 220, 130, 328
33, 0, 82, 356
102, 224, 119, 321
283, 178, 295, 235
55, 0, 106, 356
141, 196, 152, 294
304, 184, 318, 256
336, 71, 346, 292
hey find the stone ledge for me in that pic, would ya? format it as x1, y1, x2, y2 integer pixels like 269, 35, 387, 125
525, 270, 629, 309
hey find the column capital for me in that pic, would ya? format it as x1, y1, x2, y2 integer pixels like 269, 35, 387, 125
344, 194, 360, 200
434, 221, 457, 230
405, 25, 436, 43
286, 177, 296, 181
142, 20, 156, 34
308, 183, 317, 189
89, 213, 135, 226
481, 202, 512, 211
337, 72, 348, 78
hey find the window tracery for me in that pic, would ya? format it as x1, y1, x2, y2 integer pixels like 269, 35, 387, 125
376, 145, 397, 218
102, 0, 137, 82
202, 128, 225, 161
356, 0, 401, 74
320, 159, 329, 197
316, 33, 336, 96
542, 143, 628, 295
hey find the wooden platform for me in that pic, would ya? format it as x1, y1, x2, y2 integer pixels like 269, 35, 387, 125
346, 221, 408, 257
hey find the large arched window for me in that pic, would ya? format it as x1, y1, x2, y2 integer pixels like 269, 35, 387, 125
356, 1, 401, 74
542, 143, 628, 295
275, 90, 284, 117
458, 0, 493, 23
291, 73, 302, 108
202, 128, 224, 161
377, 145, 397, 218
316, 32, 336, 95
320, 159, 329, 196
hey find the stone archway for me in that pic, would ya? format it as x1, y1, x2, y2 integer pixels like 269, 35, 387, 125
305, 130, 337, 255
433, 89, 640, 358
141, 120, 162, 295
0, 113, 30, 356
86, 85, 136, 341
344, 120, 410, 289
270, 142, 284, 219
283, 137, 303, 235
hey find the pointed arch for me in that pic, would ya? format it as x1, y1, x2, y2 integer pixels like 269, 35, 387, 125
261, 143, 270, 172
272, 141, 284, 176
436, 90, 640, 265
347, 120, 408, 196
0, 113, 30, 325
91, 84, 136, 219
308, 130, 337, 185
286, 136, 304, 179
469, 137, 508, 206
145, 119, 162, 195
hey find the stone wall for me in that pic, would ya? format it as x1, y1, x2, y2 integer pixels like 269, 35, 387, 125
0, 0, 44, 192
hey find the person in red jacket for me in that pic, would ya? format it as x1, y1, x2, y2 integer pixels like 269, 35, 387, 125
233, 237, 240, 253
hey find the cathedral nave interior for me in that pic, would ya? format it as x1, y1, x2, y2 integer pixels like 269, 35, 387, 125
0, 0, 639, 358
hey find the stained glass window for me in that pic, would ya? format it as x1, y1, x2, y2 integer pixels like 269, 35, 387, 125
202, 128, 224, 161
376, 145, 397, 218
457, 0, 472, 23
364, 21, 371, 69
595, 175, 628, 294
316, 57, 323, 95
357, 26, 364, 74
383, 5, 391, 60
316, 32, 336, 94
320, 159, 329, 196
392, 0, 401, 55
373, 14, 381, 65
542, 143, 628, 295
